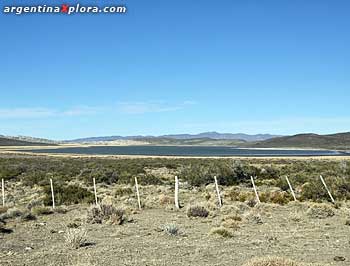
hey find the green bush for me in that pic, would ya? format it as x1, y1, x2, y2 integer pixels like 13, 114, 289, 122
43, 183, 95, 206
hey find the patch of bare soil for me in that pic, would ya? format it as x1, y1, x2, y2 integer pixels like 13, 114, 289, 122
1, 202, 349, 266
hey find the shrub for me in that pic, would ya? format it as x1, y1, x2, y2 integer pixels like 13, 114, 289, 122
209, 227, 233, 238
54, 206, 68, 214
6, 208, 23, 219
32, 206, 53, 216
259, 191, 291, 205
64, 228, 88, 249
114, 187, 133, 197
159, 194, 174, 205
67, 221, 81, 228
162, 223, 179, 236
0, 223, 13, 234
43, 183, 95, 206
221, 214, 242, 229
300, 180, 333, 202
20, 211, 36, 221
186, 205, 209, 218
26, 198, 44, 210
87, 204, 125, 225
0, 206, 8, 215
306, 203, 335, 219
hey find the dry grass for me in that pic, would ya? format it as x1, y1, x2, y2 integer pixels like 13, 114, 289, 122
209, 227, 233, 238
306, 203, 335, 219
64, 227, 88, 249
221, 214, 242, 229
241, 256, 301, 266
87, 204, 125, 225
0, 206, 8, 214
32, 206, 54, 216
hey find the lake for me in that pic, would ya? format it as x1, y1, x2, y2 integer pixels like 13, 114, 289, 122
23, 146, 347, 157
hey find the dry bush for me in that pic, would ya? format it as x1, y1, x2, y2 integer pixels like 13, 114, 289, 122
260, 191, 292, 205
114, 187, 133, 197
221, 219, 240, 229
20, 211, 36, 221
225, 188, 255, 203
54, 206, 68, 214
32, 206, 53, 216
87, 204, 125, 225
242, 256, 301, 266
64, 227, 88, 249
26, 198, 44, 210
209, 227, 233, 238
221, 214, 242, 229
159, 194, 174, 205
162, 223, 179, 236
6, 207, 23, 219
220, 204, 240, 215
186, 204, 209, 218
290, 212, 302, 222
306, 203, 335, 219
0, 206, 8, 214
245, 211, 263, 225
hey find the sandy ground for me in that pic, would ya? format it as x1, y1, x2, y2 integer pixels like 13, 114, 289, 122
1, 202, 350, 266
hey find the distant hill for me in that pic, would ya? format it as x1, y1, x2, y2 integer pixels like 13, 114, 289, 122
249, 132, 350, 150
0, 136, 54, 146
135, 137, 247, 146
67, 132, 280, 143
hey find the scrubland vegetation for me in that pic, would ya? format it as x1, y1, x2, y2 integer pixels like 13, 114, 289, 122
0, 154, 349, 265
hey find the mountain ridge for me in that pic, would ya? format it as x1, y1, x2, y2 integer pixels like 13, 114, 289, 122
66, 132, 281, 143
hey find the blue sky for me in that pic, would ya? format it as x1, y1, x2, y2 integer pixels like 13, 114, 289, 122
1, 0, 349, 140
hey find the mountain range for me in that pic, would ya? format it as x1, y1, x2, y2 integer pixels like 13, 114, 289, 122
67, 132, 280, 143
1, 132, 350, 150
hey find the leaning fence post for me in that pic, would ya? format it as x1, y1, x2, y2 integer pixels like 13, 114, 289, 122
175, 176, 180, 209
250, 176, 260, 203
214, 176, 222, 207
1, 179, 5, 206
93, 178, 98, 205
285, 176, 297, 201
319, 175, 335, 203
134, 177, 141, 210
50, 178, 55, 209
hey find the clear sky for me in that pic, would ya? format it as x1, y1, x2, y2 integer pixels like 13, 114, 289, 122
1, 0, 349, 140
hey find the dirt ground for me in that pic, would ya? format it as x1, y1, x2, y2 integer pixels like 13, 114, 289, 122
1, 201, 350, 266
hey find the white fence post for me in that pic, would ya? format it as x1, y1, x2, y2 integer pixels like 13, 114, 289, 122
134, 177, 141, 210
285, 176, 297, 201
175, 176, 180, 209
250, 176, 260, 203
1, 179, 5, 206
214, 176, 222, 207
93, 178, 98, 205
50, 178, 55, 209
319, 175, 335, 203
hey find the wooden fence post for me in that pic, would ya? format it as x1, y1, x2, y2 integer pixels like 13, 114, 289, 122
319, 175, 335, 203
93, 178, 98, 205
1, 179, 4, 207
50, 178, 55, 209
134, 177, 141, 210
250, 176, 260, 203
175, 176, 180, 209
214, 176, 222, 207
285, 176, 297, 201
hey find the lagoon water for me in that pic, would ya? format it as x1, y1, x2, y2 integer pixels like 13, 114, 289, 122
24, 146, 345, 157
